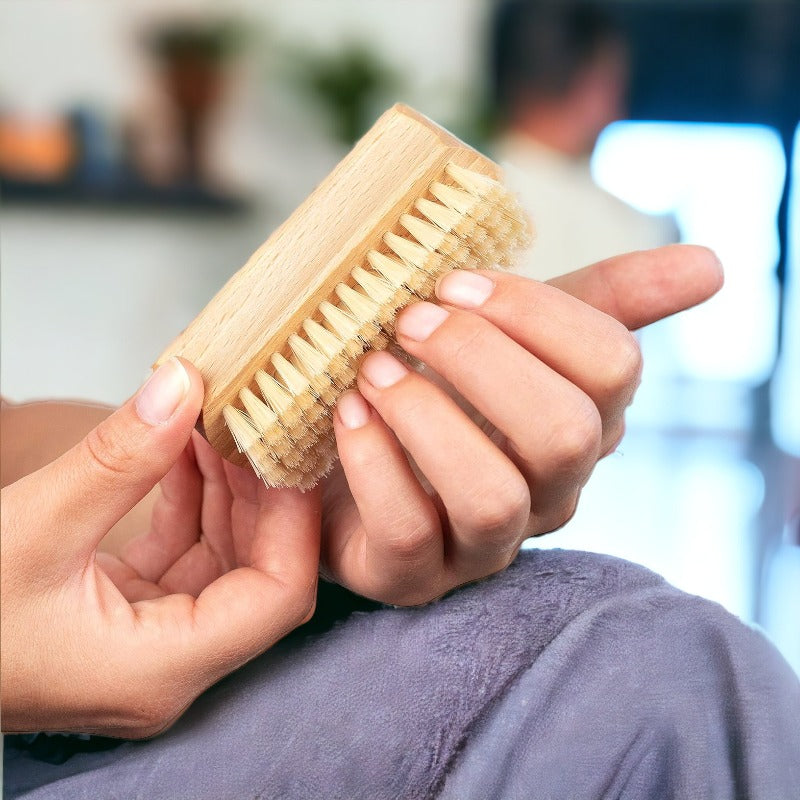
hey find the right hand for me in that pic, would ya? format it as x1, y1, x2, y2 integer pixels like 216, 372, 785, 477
322, 245, 723, 606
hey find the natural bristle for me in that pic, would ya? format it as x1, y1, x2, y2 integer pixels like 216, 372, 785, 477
222, 162, 532, 488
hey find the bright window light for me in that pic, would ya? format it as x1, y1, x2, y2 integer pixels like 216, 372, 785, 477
591, 122, 786, 384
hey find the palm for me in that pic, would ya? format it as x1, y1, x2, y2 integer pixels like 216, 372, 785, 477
97, 431, 271, 602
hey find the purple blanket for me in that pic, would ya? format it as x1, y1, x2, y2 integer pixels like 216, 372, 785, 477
5, 549, 800, 799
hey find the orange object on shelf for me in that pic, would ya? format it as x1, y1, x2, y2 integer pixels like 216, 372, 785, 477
0, 116, 76, 181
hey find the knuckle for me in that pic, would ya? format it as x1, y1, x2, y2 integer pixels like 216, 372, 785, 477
257, 565, 319, 630
127, 715, 172, 740
547, 397, 602, 475
384, 588, 437, 608
287, 577, 318, 627
363, 575, 425, 608
601, 420, 627, 457
471, 474, 531, 537
477, 547, 522, 580
404, 586, 449, 607
82, 422, 137, 478
440, 316, 487, 364
115, 691, 183, 739
538, 492, 581, 534
600, 328, 643, 400
382, 510, 439, 562
382, 383, 429, 423
496, 277, 546, 324
462, 548, 521, 587
342, 438, 383, 473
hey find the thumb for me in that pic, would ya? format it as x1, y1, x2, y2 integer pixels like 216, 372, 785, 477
42, 357, 204, 558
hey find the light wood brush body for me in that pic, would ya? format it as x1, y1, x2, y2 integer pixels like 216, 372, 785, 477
157, 104, 532, 488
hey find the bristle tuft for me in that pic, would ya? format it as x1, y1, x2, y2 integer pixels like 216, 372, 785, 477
430, 182, 477, 215
224, 406, 260, 453
416, 198, 461, 232
271, 353, 312, 398
445, 163, 501, 195
400, 214, 446, 252
239, 387, 277, 432
320, 301, 361, 342
335, 283, 380, 323
367, 250, 415, 288
289, 333, 329, 377
384, 232, 428, 269
255, 369, 292, 415
351, 266, 395, 304
302, 319, 344, 358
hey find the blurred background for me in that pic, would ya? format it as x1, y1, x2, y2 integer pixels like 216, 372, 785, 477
1, 0, 797, 672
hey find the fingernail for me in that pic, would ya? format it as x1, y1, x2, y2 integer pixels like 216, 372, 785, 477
360, 351, 408, 389
336, 390, 371, 430
436, 270, 495, 308
395, 302, 449, 342
135, 357, 190, 425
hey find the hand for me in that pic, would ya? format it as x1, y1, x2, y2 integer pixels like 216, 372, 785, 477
322, 245, 724, 605
0, 358, 320, 738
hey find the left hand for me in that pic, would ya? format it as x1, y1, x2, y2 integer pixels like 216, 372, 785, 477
1, 359, 320, 737
321, 245, 723, 605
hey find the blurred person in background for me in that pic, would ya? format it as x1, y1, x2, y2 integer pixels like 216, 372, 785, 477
491, 0, 678, 280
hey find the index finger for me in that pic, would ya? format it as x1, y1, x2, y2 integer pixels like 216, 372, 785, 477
546, 245, 724, 330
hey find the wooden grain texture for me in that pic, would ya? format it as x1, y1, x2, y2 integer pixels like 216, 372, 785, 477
156, 104, 500, 463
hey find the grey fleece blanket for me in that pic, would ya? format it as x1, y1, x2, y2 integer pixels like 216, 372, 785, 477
5, 549, 800, 799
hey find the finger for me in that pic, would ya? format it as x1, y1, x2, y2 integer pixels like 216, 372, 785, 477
332, 390, 444, 604
433, 271, 641, 450
155, 486, 321, 679
116, 434, 239, 597
38, 358, 203, 562
357, 351, 529, 575
547, 244, 724, 330
118, 438, 203, 584
394, 303, 601, 527
191, 432, 236, 569
147, 434, 240, 596
224, 458, 271, 566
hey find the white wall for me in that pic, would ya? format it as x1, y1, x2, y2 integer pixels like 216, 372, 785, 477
0, 0, 489, 120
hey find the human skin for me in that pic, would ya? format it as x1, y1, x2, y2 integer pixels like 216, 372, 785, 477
0, 245, 723, 738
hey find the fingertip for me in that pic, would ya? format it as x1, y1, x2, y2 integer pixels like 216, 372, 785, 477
174, 356, 205, 409
335, 390, 373, 431
659, 244, 725, 309
694, 245, 725, 295
358, 351, 409, 392
435, 269, 496, 309
133, 358, 190, 426
135, 358, 204, 431
554, 245, 728, 330
395, 301, 450, 342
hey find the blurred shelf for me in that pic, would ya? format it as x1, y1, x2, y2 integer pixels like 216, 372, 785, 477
0, 176, 249, 215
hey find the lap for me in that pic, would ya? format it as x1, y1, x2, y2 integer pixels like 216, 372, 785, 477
5, 550, 799, 800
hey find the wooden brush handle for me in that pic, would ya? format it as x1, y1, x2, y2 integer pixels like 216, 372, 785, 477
156, 104, 500, 465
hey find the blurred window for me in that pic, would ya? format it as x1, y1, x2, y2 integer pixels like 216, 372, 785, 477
591, 121, 786, 386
